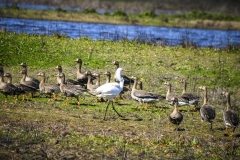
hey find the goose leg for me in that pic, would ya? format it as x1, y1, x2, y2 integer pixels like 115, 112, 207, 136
5, 95, 8, 102
53, 93, 57, 101
168, 122, 170, 130
224, 126, 229, 135
22, 94, 25, 101
210, 122, 213, 131
229, 127, 236, 137
201, 120, 204, 129
111, 101, 123, 118
104, 101, 111, 120
76, 97, 80, 105
14, 96, 18, 103
66, 97, 69, 105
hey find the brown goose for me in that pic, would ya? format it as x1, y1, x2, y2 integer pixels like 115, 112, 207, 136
222, 91, 239, 136
164, 81, 189, 106
180, 79, 200, 110
137, 80, 143, 90
57, 73, 87, 105
131, 76, 162, 108
92, 72, 101, 86
19, 62, 40, 88
36, 72, 60, 101
199, 86, 216, 130
75, 58, 95, 84
103, 71, 111, 84
85, 71, 100, 96
19, 70, 38, 99
112, 60, 134, 87
3, 72, 25, 102
55, 65, 83, 86
0, 68, 24, 103
168, 97, 184, 130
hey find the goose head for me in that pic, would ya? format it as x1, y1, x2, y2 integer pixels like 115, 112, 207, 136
55, 65, 62, 71
74, 58, 82, 64
19, 62, 27, 67
36, 72, 45, 77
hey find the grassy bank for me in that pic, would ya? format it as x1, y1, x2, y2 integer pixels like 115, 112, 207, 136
0, 32, 240, 159
1, 6, 240, 30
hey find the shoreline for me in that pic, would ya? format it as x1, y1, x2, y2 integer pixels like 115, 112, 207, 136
1, 8, 240, 31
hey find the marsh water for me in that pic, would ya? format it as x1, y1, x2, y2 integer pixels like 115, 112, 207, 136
1, 17, 240, 48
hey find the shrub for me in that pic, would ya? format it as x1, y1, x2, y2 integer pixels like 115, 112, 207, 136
113, 10, 127, 16
83, 8, 96, 14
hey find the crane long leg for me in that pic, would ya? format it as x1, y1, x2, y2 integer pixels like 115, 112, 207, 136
104, 101, 111, 120
111, 101, 123, 118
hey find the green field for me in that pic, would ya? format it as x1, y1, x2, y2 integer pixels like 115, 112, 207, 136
0, 32, 240, 159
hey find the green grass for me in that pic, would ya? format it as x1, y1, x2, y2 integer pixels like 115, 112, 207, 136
1, 6, 240, 30
0, 32, 240, 159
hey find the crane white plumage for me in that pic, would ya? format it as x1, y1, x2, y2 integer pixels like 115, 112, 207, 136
95, 68, 127, 120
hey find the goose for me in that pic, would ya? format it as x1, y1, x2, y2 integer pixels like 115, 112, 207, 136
103, 71, 111, 83
164, 81, 189, 106
95, 68, 127, 120
19, 70, 38, 100
112, 60, 134, 87
92, 72, 101, 86
85, 71, 100, 96
19, 62, 40, 88
222, 91, 239, 136
130, 76, 162, 108
137, 80, 143, 90
57, 72, 87, 105
180, 79, 200, 110
0, 68, 24, 103
36, 72, 60, 101
75, 58, 95, 84
168, 97, 184, 130
199, 86, 216, 130
3, 72, 25, 102
55, 65, 83, 86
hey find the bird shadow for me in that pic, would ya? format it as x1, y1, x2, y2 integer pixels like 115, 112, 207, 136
174, 128, 185, 131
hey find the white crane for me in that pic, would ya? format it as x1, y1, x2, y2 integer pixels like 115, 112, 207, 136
95, 68, 127, 120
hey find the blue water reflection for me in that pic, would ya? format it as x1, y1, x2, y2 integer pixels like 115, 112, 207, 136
0, 17, 239, 48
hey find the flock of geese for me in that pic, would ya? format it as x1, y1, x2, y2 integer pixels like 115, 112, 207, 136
0, 58, 239, 136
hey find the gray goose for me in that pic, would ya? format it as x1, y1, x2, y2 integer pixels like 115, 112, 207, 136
199, 86, 216, 130
19, 70, 38, 99
222, 91, 239, 136
168, 97, 184, 130
180, 79, 200, 110
112, 60, 134, 87
0, 68, 24, 103
36, 72, 60, 101
130, 76, 162, 108
75, 58, 95, 85
19, 62, 40, 89
57, 73, 87, 105
55, 65, 83, 86
164, 81, 189, 106
3, 72, 25, 102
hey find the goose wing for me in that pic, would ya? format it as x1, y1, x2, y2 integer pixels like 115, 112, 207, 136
200, 105, 216, 122
133, 90, 159, 99
95, 82, 121, 96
